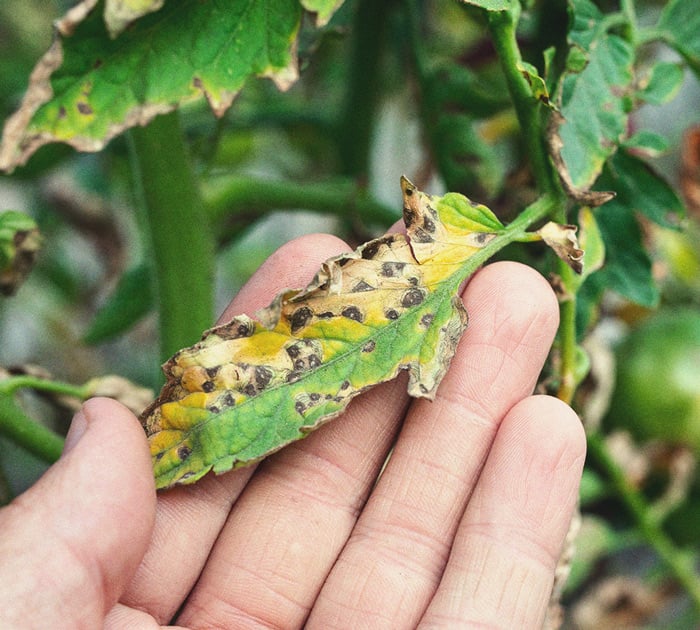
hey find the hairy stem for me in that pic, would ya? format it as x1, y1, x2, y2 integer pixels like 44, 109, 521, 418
0, 395, 64, 463
130, 112, 215, 362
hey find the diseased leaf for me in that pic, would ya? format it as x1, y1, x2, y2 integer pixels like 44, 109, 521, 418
141, 178, 506, 489
657, 0, 700, 76
549, 0, 634, 194
636, 61, 684, 106
300, 0, 346, 26
538, 221, 584, 274
105, 0, 165, 38
0, 0, 302, 171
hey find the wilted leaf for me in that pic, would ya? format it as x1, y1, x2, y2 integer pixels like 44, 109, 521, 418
538, 221, 584, 274
0, 0, 303, 171
0, 211, 42, 295
141, 178, 506, 489
84, 375, 154, 415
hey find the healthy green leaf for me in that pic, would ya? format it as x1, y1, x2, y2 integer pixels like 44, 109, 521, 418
622, 130, 669, 158
637, 61, 684, 105
0, 0, 303, 171
458, 0, 514, 11
141, 178, 508, 489
551, 0, 634, 191
601, 150, 685, 229
658, 0, 700, 76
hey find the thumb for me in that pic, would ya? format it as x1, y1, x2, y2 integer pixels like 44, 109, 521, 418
0, 397, 156, 630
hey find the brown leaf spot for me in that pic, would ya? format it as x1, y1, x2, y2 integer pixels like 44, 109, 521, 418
295, 400, 306, 414
255, 366, 273, 390
202, 380, 215, 393
317, 311, 335, 319
362, 340, 376, 353
352, 280, 374, 292
341, 306, 364, 323
420, 313, 435, 327
177, 445, 192, 461
290, 306, 313, 333
310, 393, 321, 402
401, 288, 425, 308
380, 261, 406, 277
76, 102, 93, 115
340, 380, 350, 390
385, 309, 400, 320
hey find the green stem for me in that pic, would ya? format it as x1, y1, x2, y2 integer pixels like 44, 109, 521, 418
487, 7, 556, 195
0, 375, 89, 399
337, 0, 394, 179
0, 395, 64, 463
588, 431, 700, 609
130, 112, 215, 362
204, 176, 398, 229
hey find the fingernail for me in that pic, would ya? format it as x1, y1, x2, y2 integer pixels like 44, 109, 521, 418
62, 409, 89, 455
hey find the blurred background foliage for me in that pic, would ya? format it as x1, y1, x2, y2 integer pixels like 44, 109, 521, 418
1, 0, 700, 626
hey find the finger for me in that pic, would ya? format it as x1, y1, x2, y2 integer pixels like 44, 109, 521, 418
121, 233, 351, 623
307, 262, 560, 628
419, 395, 585, 628
0, 398, 155, 629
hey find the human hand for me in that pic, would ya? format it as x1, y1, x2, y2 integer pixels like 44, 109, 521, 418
0, 233, 585, 629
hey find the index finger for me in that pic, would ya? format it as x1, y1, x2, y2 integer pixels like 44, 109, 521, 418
120, 233, 351, 622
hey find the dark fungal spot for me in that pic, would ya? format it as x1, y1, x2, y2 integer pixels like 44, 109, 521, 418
155, 451, 165, 461
308, 354, 322, 368
352, 280, 374, 292
294, 358, 306, 370
362, 340, 376, 353
237, 323, 253, 337
475, 232, 489, 244
58, 106, 67, 119
286, 372, 301, 383
223, 393, 236, 407
361, 235, 392, 260
385, 309, 400, 320
380, 261, 406, 278
202, 380, 215, 393
340, 380, 350, 390
317, 311, 334, 319
255, 366, 273, 389
325, 394, 333, 400
423, 215, 436, 233
286, 345, 300, 358
408, 276, 419, 286
420, 313, 435, 328
208, 406, 220, 414
295, 400, 306, 414
77, 102, 93, 115
177, 445, 192, 461
413, 229, 434, 243
337, 257, 352, 267
401, 288, 425, 308
205, 366, 220, 378
403, 207, 417, 227
243, 384, 256, 397
310, 393, 321, 401
341, 306, 363, 322
290, 306, 313, 333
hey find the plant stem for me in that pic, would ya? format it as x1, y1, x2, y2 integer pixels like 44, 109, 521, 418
557, 261, 579, 404
130, 112, 215, 362
0, 375, 88, 399
337, 0, 394, 180
204, 176, 398, 229
588, 431, 700, 610
0, 395, 64, 463
487, 7, 557, 196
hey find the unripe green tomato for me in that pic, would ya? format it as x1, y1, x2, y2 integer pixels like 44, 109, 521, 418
606, 309, 700, 449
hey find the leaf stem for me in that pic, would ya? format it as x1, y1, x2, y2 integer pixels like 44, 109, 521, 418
130, 112, 215, 362
0, 375, 89, 399
557, 261, 578, 404
487, 7, 557, 196
0, 395, 64, 463
587, 431, 700, 610
204, 176, 399, 230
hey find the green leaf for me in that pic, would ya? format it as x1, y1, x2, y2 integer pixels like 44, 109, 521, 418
300, 0, 345, 26
637, 61, 684, 105
569, 206, 605, 292
142, 178, 509, 489
552, 0, 634, 191
517, 60, 553, 107
457, 0, 514, 11
600, 150, 685, 229
83, 263, 154, 344
622, 130, 669, 158
0, 0, 302, 171
658, 0, 700, 76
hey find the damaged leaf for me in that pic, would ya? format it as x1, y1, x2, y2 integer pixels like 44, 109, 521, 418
0, 0, 306, 171
538, 221, 584, 274
141, 178, 506, 489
